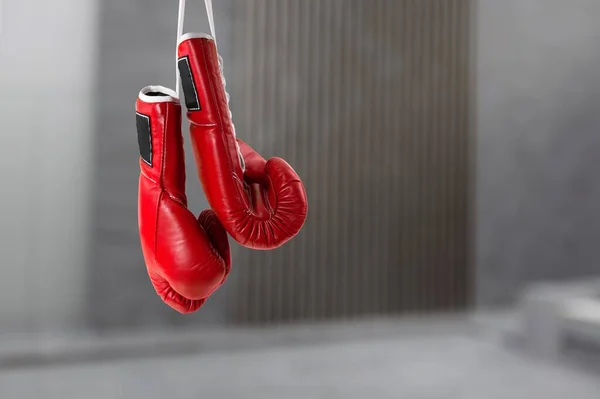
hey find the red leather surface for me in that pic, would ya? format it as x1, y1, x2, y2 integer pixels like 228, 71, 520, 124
137, 95, 231, 313
178, 36, 308, 250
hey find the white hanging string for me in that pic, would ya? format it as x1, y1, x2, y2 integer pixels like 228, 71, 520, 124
176, 0, 187, 98
204, 0, 217, 42
176, 0, 218, 98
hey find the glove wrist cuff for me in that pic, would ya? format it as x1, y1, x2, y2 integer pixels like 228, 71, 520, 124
138, 86, 179, 104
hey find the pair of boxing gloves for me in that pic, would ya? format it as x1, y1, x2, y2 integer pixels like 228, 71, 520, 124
135, 34, 308, 313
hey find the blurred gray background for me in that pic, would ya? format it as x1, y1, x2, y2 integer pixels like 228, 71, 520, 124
476, 0, 600, 307
3, 0, 600, 398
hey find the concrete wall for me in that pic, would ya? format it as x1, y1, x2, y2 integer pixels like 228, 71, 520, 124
476, 0, 600, 306
226, 0, 472, 323
0, 0, 98, 333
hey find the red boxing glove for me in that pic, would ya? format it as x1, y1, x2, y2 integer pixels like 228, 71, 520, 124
177, 33, 308, 250
136, 86, 231, 313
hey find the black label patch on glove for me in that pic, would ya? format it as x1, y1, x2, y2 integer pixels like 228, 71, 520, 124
136, 112, 152, 167
178, 56, 201, 111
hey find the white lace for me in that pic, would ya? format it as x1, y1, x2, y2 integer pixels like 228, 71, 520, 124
176, 0, 244, 171
217, 55, 234, 129
217, 51, 243, 171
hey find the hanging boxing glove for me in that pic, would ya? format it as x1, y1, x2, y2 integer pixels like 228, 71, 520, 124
136, 85, 231, 313
177, 34, 308, 250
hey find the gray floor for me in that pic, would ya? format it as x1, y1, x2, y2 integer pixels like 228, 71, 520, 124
1, 320, 600, 399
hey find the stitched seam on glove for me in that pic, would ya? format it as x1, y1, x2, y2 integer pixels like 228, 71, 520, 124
261, 182, 275, 216
140, 171, 157, 185
200, 39, 245, 208
189, 122, 217, 127
152, 191, 163, 257
152, 102, 169, 257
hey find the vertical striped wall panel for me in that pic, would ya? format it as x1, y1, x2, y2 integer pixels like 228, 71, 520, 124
226, 0, 473, 324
